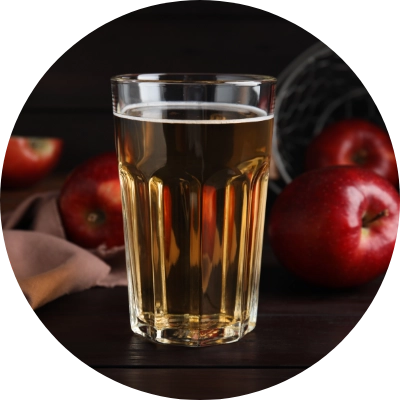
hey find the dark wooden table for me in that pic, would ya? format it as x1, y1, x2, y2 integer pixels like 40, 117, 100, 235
1, 178, 383, 399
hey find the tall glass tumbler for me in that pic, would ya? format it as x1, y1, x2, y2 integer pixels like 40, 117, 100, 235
111, 74, 276, 346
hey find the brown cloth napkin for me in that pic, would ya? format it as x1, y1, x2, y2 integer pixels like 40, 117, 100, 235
2, 192, 127, 309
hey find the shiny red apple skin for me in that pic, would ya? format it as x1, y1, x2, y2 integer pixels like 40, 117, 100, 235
2, 136, 63, 189
268, 166, 399, 288
59, 152, 124, 249
305, 119, 398, 187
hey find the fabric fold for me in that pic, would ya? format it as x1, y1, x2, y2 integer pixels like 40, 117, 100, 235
2, 191, 128, 309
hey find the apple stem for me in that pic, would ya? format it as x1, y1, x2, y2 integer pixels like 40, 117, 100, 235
87, 213, 97, 222
352, 149, 368, 165
86, 210, 106, 225
87, 213, 99, 223
362, 209, 389, 226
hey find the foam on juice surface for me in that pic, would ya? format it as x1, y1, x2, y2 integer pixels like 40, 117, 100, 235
115, 102, 273, 124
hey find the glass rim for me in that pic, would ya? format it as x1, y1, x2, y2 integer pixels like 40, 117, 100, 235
111, 73, 277, 85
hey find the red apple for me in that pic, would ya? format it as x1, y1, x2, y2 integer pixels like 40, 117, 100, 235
2, 136, 63, 189
305, 119, 398, 187
202, 185, 217, 261
59, 152, 124, 249
268, 166, 399, 288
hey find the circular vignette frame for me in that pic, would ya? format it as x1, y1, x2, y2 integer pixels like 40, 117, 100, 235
0, 0, 400, 399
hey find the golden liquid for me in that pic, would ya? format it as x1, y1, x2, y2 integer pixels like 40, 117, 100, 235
115, 102, 273, 346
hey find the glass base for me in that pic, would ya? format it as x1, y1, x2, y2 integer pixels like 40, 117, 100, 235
131, 315, 256, 347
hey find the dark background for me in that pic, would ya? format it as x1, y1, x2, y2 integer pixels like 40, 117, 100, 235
11, 0, 320, 173
2, 1, 398, 395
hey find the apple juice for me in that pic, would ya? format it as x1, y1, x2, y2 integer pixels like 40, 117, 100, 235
114, 102, 273, 346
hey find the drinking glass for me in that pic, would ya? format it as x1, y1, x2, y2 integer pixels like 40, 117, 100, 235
111, 73, 276, 346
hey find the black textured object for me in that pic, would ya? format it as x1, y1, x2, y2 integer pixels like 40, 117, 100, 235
271, 42, 386, 193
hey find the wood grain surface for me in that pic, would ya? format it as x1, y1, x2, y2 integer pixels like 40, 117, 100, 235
1, 161, 384, 399
2, 175, 384, 398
